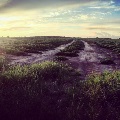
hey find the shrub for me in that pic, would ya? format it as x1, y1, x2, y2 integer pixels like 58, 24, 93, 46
0, 61, 81, 120
0, 58, 120, 120
0, 55, 8, 71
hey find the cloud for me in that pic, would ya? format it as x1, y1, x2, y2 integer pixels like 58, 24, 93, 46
95, 32, 120, 38
2, 26, 31, 31
89, 19, 120, 26
89, 0, 120, 12
0, 0, 9, 7
0, 0, 119, 38
87, 27, 108, 30
87, 26, 120, 31
0, 0, 101, 11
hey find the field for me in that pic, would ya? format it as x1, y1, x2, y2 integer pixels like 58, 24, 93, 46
0, 37, 73, 55
0, 36, 120, 120
95, 38, 120, 55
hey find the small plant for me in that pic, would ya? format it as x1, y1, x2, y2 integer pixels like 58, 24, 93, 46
0, 55, 8, 71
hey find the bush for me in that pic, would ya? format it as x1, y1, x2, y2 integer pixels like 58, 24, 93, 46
0, 55, 8, 71
0, 59, 120, 120
0, 61, 81, 120
81, 71, 120, 120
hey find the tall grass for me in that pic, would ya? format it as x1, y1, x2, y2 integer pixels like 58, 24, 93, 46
0, 60, 120, 120
79, 71, 120, 120
0, 61, 81, 120
0, 55, 8, 71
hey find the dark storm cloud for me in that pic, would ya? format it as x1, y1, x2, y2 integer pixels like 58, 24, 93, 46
0, 0, 100, 11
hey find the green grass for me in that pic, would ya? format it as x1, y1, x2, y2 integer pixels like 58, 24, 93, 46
0, 55, 8, 71
0, 61, 81, 120
54, 71, 120, 120
0, 54, 120, 119
79, 71, 120, 120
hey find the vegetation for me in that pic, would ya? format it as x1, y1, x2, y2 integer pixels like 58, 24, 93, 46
95, 39, 120, 55
0, 37, 120, 120
82, 71, 120, 120
56, 40, 85, 57
0, 61, 81, 120
0, 55, 8, 71
0, 59, 120, 120
0, 37, 73, 56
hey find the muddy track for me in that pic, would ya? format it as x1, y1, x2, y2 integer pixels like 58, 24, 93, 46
7, 40, 75, 65
7, 40, 120, 79
65, 41, 120, 78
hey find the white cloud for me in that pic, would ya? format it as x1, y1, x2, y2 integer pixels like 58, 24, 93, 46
95, 32, 120, 38
89, 0, 118, 11
0, 0, 119, 38
114, 8, 120, 11
80, 15, 88, 20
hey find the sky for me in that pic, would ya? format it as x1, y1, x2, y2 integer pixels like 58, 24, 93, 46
0, 0, 120, 38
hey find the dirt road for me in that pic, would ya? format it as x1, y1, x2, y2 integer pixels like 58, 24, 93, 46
67, 41, 120, 77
